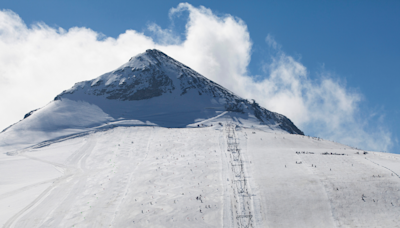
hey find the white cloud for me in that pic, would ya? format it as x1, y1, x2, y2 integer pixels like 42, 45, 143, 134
147, 23, 180, 45
0, 4, 393, 152
265, 34, 281, 50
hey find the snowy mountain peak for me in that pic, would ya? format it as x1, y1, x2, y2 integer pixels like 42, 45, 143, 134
58, 49, 237, 102
54, 49, 302, 134
128, 49, 172, 66
1, 49, 303, 151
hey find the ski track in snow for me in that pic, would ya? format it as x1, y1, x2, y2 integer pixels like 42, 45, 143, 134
109, 126, 156, 227
1, 126, 400, 227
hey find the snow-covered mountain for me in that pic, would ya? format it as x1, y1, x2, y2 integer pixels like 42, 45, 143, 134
1, 50, 400, 228
0, 49, 302, 151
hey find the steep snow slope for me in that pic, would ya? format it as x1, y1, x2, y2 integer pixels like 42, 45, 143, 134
0, 49, 302, 153
1, 126, 399, 227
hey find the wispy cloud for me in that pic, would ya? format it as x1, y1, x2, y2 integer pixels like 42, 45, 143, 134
265, 34, 281, 50
256, 43, 392, 152
147, 23, 181, 45
0, 3, 393, 152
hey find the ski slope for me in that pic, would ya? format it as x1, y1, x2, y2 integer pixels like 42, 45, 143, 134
1, 126, 399, 227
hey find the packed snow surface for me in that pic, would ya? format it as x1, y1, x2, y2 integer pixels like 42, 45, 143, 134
1, 126, 399, 227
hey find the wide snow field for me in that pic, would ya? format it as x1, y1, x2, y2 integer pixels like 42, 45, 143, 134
1, 126, 399, 227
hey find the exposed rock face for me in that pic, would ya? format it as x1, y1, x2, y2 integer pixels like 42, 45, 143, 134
23, 109, 38, 119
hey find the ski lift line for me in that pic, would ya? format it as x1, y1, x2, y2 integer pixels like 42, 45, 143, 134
224, 123, 255, 228
237, 214, 253, 228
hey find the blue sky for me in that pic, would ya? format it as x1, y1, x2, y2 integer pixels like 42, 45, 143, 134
1, 0, 399, 153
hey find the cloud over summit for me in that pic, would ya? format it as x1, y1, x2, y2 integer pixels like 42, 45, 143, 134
0, 3, 392, 152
